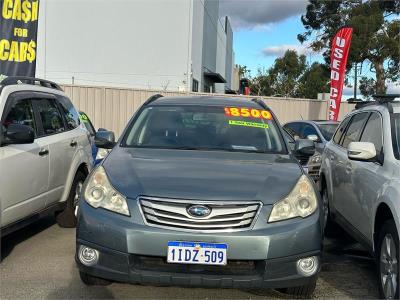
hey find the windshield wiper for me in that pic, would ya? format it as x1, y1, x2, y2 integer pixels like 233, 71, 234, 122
131, 145, 268, 153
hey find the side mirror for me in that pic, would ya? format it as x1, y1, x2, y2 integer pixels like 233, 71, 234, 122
95, 130, 116, 149
294, 139, 315, 157
1, 124, 35, 145
348, 142, 376, 162
307, 134, 319, 142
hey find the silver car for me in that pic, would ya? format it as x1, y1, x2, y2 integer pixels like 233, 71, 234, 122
320, 95, 400, 299
0, 77, 93, 238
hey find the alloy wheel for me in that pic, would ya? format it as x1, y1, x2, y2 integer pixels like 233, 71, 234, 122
380, 234, 398, 299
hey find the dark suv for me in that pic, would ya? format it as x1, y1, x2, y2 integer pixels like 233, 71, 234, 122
76, 95, 322, 297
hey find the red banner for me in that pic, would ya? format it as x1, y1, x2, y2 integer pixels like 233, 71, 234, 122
328, 27, 353, 121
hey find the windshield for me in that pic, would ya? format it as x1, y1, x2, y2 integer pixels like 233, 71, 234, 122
122, 105, 286, 154
79, 112, 96, 136
393, 114, 400, 160
318, 124, 338, 141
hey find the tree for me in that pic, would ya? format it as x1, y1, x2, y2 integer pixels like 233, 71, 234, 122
238, 65, 250, 79
359, 76, 377, 99
248, 50, 330, 98
298, 0, 400, 94
297, 62, 330, 98
268, 50, 307, 97
249, 67, 274, 96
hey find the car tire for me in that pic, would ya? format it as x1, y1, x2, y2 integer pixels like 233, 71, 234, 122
79, 271, 111, 286
56, 171, 86, 228
280, 278, 317, 299
377, 220, 399, 299
322, 188, 341, 238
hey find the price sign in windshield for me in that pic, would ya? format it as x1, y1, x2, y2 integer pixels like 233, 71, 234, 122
224, 107, 272, 120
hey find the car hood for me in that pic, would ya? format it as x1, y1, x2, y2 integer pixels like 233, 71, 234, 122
102, 147, 303, 205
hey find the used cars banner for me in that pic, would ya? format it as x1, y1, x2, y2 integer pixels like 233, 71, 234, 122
0, 0, 39, 78
328, 26, 353, 121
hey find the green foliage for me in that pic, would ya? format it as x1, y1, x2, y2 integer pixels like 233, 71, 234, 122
238, 65, 250, 78
359, 76, 383, 99
249, 50, 329, 98
268, 50, 307, 97
299, 0, 400, 94
297, 63, 330, 98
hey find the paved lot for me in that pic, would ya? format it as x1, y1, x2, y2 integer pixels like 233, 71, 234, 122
1, 216, 379, 299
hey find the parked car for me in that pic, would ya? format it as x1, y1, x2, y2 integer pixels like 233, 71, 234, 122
76, 95, 322, 297
78, 111, 111, 166
0, 77, 93, 236
320, 95, 400, 299
284, 120, 339, 182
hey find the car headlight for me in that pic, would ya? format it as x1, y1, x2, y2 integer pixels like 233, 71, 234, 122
309, 154, 322, 164
95, 148, 110, 160
268, 175, 317, 223
84, 166, 130, 216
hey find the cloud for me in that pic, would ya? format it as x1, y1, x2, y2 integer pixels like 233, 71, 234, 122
220, 0, 308, 30
387, 82, 400, 94
262, 44, 317, 57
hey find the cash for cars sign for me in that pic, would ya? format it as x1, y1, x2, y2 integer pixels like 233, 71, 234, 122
328, 26, 353, 121
0, 0, 39, 78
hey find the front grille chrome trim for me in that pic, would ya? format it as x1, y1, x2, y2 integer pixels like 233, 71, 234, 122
137, 196, 263, 233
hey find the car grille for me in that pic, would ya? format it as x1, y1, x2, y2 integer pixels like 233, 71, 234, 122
139, 197, 262, 232
308, 165, 321, 181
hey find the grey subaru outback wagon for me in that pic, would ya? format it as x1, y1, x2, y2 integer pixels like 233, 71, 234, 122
76, 95, 322, 298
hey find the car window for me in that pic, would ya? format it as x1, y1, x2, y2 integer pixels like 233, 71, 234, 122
318, 124, 338, 141
333, 117, 350, 145
58, 96, 80, 130
360, 113, 383, 157
341, 113, 369, 149
3, 99, 36, 135
283, 129, 295, 143
301, 124, 318, 139
393, 113, 400, 160
35, 99, 65, 136
123, 105, 286, 154
79, 112, 96, 136
284, 122, 302, 140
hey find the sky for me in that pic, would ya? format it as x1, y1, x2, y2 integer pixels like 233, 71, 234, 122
219, 0, 314, 76
219, 0, 400, 96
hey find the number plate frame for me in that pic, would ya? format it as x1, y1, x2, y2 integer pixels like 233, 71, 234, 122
167, 241, 228, 266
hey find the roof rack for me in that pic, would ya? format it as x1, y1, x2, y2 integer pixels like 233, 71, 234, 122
143, 94, 163, 106
0, 76, 63, 91
372, 94, 400, 103
351, 94, 400, 112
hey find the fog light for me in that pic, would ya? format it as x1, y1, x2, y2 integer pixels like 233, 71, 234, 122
78, 245, 99, 266
297, 256, 318, 276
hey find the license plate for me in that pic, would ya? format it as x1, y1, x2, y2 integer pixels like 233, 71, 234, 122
167, 241, 227, 265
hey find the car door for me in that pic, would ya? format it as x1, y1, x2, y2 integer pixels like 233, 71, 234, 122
331, 112, 370, 221
44, 95, 84, 206
0, 95, 50, 227
350, 112, 387, 239
33, 97, 73, 205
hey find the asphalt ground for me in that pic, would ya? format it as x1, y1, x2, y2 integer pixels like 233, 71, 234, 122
1, 216, 379, 299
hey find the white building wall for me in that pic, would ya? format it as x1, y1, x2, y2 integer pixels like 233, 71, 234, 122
36, 0, 191, 91
215, 19, 226, 93
190, 0, 204, 91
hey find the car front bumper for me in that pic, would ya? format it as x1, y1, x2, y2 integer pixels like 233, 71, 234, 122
76, 200, 322, 289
